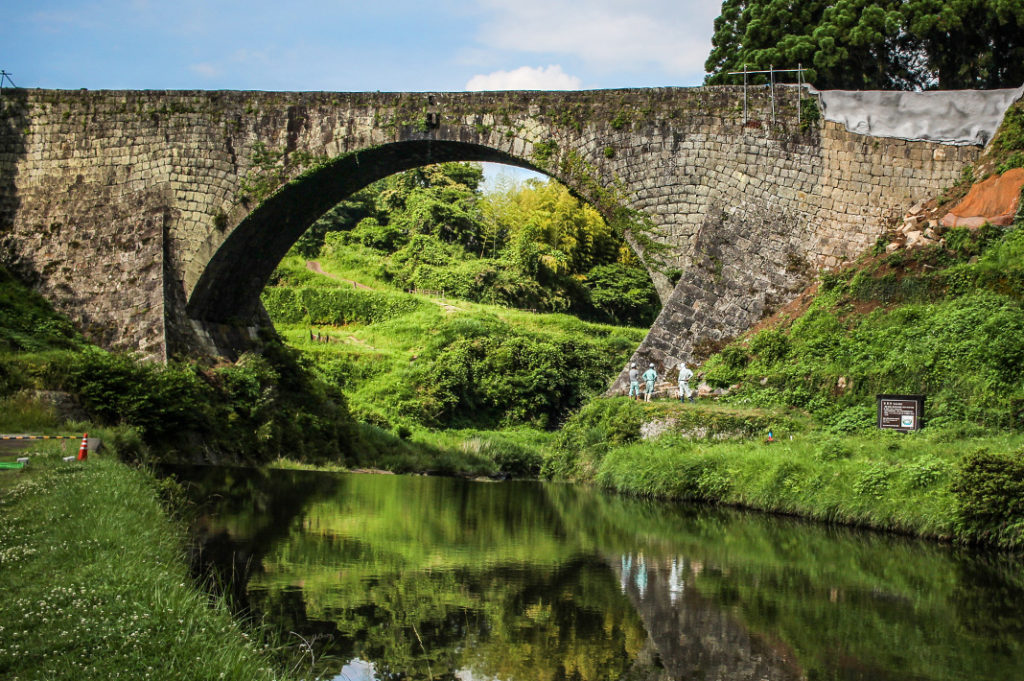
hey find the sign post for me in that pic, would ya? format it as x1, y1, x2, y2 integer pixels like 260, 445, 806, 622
877, 394, 925, 432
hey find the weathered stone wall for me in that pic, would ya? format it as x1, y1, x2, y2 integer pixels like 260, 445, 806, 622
0, 86, 980, 364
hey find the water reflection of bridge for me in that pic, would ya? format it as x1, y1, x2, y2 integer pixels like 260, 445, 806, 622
614, 553, 804, 681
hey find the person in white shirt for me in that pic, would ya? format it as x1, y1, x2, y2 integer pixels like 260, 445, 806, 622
678, 361, 695, 403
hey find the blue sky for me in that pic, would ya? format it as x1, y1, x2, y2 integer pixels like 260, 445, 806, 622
5, 0, 721, 185
6, 0, 718, 92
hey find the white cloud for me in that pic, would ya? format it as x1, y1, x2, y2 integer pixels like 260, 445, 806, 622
189, 62, 220, 78
465, 65, 582, 91
473, 0, 717, 80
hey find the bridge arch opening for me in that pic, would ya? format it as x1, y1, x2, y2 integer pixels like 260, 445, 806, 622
187, 140, 548, 327
201, 154, 662, 430
184, 141, 660, 345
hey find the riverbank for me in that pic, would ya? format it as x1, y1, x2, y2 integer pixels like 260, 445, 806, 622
0, 453, 292, 681
552, 397, 1024, 545
265, 396, 1024, 549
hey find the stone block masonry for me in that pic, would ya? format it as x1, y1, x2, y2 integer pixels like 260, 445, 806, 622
0, 86, 984, 369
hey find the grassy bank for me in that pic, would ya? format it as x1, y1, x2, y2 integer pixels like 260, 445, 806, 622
548, 397, 1024, 546
0, 454, 292, 681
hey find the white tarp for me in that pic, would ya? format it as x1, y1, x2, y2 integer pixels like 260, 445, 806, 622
808, 83, 1024, 146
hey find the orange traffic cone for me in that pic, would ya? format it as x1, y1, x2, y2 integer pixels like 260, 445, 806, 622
77, 433, 88, 461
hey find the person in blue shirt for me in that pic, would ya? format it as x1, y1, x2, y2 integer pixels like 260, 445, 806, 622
642, 363, 658, 402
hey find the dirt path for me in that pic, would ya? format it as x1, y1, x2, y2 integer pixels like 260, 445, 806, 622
305, 260, 373, 289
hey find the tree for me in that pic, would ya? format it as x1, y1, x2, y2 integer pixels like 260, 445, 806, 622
480, 179, 621, 277
704, 0, 1024, 90
584, 263, 660, 326
290, 193, 375, 257
903, 0, 1024, 88
292, 162, 486, 257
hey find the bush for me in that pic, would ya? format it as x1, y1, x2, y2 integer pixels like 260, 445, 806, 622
952, 448, 1024, 548
413, 325, 614, 429
823, 404, 876, 434
549, 399, 645, 478
853, 462, 895, 499
749, 329, 790, 364
45, 348, 213, 442
816, 438, 852, 461
346, 217, 407, 251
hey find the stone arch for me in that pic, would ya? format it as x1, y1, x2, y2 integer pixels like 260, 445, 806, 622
183, 139, 595, 352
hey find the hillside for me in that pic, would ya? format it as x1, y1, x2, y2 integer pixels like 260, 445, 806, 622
264, 253, 646, 429
0, 266, 358, 465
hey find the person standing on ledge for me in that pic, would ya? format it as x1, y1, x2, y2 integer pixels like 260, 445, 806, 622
628, 363, 641, 401
678, 361, 695, 403
642, 363, 658, 402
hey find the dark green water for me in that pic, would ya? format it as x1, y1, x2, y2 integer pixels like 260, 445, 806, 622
170, 466, 1024, 681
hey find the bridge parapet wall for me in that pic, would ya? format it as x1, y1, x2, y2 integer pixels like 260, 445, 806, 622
0, 87, 981, 363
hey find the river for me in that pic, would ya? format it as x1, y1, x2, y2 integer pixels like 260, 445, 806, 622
166, 466, 1024, 681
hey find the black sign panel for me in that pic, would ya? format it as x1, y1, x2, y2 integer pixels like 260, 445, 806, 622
877, 394, 925, 432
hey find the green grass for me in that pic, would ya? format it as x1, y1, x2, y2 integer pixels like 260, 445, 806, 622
548, 395, 1024, 544
597, 428, 1009, 537
263, 254, 645, 435
0, 455, 293, 681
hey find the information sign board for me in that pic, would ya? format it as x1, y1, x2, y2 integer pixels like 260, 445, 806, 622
877, 394, 925, 432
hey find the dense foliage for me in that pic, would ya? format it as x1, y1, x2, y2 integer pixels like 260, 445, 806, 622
705, 0, 1024, 89
262, 256, 646, 433
952, 446, 1024, 548
292, 163, 660, 327
700, 225, 1024, 430
0, 266, 358, 464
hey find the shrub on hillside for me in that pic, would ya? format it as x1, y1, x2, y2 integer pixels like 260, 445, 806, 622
952, 448, 1024, 549
44, 348, 213, 441
345, 217, 408, 251
262, 286, 425, 325
749, 329, 790, 364
414, 327, 613, 429
702, 232, 1024, 430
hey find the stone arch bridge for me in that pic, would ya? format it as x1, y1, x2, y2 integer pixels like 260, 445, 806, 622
0, 86, 981, 376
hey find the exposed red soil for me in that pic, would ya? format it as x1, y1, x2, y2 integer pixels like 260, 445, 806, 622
942, 167, 1024, 228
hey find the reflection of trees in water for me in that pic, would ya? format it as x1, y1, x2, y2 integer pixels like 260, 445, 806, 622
247, 558, 646, 681
240, 474, 648, 680
181, 470, 1024, 681
165, 465, 341, 611
544, 480, 1024, 681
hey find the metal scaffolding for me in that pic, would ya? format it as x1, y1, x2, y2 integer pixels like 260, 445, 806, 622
726, 64, 809, 127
